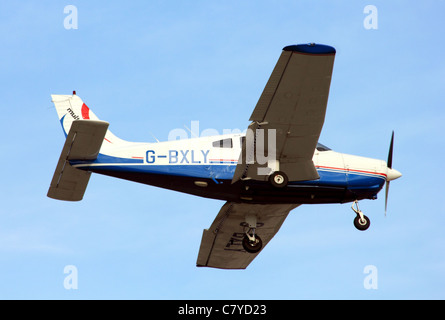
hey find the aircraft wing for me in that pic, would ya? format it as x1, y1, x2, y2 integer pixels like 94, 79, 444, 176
232, 44, 336, 183
196, 202, 300, 269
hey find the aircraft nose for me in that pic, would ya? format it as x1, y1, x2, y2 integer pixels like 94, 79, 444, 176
387, 168, 402, 181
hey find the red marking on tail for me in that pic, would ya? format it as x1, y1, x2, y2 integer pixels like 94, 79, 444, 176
81, 103, 90, 120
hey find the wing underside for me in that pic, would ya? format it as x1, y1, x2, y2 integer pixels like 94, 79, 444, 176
232, 44, 336, 183
197, 202, 300, 269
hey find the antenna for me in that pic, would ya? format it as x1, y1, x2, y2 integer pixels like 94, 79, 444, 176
184, 125, 199, 138
149, 132, 160, 143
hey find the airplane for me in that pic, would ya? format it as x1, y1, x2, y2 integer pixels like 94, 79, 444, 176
48, 43, 402, 269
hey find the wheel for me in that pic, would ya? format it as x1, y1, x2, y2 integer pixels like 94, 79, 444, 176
269, 171, 288, 188
242, 235, 263, 253
354, 215, 370, 231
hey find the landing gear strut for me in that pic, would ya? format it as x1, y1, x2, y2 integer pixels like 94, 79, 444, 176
351, 201, 370, 231
242, 215, 263, 253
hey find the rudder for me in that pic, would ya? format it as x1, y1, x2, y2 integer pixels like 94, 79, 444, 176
51, 92, 126, 144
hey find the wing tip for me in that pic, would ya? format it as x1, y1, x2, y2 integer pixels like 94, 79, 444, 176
283, 43, 336, 55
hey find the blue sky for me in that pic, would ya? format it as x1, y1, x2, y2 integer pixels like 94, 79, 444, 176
1, 0, 444, 299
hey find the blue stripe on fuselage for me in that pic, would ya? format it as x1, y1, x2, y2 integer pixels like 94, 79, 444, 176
75, 157, 385, 192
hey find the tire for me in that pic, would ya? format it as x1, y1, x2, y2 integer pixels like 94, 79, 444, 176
269, 171, 288, 188
354, 215, 370, 231
242, 235, 263, 253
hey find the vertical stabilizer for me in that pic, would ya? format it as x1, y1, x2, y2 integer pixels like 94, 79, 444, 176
51, 93, 126, 145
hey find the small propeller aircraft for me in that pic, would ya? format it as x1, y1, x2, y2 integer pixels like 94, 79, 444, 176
48, 43, 402, 269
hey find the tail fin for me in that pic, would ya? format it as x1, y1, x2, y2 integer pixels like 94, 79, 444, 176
48, 92, 129, 201
51, 93, 126, 144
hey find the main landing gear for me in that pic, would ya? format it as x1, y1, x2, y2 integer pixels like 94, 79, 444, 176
242, 215, 263, 253
351, 201, 370, 231
243, 233, 263, 253
269, 171, 288, 188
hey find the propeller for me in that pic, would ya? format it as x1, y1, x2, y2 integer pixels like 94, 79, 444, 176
385, 131, 402, 215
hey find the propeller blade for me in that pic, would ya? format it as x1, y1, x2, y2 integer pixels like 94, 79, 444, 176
385, 131, 396, 216
385, 181, 390, 216
387, 131, 394, 169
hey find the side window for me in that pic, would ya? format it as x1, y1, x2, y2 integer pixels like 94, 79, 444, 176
212, 138, 233, 148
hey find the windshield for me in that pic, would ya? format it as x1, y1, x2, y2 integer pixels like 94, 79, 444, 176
316, 143, 331, 152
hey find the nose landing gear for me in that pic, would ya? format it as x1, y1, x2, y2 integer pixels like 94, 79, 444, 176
351, 201, 370, 231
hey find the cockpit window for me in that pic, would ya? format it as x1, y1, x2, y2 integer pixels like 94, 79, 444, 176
316, 143, 331, 152
212, 138, 233, 148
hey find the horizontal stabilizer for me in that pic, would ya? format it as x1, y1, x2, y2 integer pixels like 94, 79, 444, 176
47, 120, 109, 201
